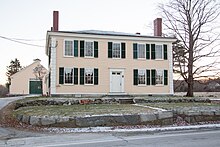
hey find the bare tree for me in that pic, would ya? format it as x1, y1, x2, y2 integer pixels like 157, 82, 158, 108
160, 0, 220, 96
33, 64, 47, 95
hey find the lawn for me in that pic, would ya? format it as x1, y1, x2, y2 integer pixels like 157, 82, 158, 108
14, 104, 156, 117
139, 102, 220, 111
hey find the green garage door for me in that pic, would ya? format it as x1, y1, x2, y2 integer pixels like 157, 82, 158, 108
29, 81, 42, 94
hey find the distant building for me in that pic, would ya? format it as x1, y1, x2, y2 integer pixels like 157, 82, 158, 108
45, 11, 176, 96
10, 59, 48, 95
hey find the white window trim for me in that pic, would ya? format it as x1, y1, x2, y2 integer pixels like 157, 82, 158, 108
84, 68, 94, 85
138, 69, 146, 86
63, 39, 74, 57
155, 44, 164, 60
64, 67, 74, 85
155, 69, 164, 86
112, 42, 121, 59
84, 40, 94, 58
137, 43, 146, 59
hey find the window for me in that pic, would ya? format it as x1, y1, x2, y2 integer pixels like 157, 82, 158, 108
138, 44, 145, 59
112, 43, 121, 58
138, 70, 146, 85
64, 41, 73, 56
84, 41, 94, 57
85, 68, 94, 84
64, 68, 73, 84
155, 45, 163, 59
156, 70, 163, 85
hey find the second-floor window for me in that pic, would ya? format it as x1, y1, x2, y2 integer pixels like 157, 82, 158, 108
64, 40, 78, 57
138, 44, 146, 59
85, 41, 94, 57
155, 45, 163, 59
112, 43, 121, 58
64, 41, 73, 56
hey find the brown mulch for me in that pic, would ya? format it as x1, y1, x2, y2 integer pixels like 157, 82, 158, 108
0, 102, 46, 132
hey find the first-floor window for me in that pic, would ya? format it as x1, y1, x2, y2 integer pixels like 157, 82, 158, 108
138, 70, 146, 85
64, 68, 73, 84
85, 68, 94, 84
112, 43, 121, 58
156, 70, 163, 85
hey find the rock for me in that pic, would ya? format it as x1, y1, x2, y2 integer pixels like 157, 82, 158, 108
158, 111, 173, 119
29, 116, 41, 125
22, 115, 30, 124
140, 114, 157, 122
41, 116, 56, 125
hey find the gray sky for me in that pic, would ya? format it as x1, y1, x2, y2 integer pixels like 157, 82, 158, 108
0, 0, 166, 85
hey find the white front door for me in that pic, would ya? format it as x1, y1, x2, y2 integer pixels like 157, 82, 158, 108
110, 70, 124, 93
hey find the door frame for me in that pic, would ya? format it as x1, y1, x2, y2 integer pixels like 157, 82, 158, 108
109, 69, 125, 93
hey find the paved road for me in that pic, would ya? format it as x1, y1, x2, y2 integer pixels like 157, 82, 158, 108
0, 96, 24, 109
0, 129, 219, 147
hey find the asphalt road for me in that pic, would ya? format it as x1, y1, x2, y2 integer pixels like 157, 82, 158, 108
0, 129, 219, 147
0, 96, 24, 109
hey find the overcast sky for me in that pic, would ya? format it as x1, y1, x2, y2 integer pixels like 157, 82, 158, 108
0, 0, 167, 85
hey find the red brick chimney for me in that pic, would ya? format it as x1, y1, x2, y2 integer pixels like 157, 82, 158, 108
53, 11, 59, 31
154, 18, 162, 36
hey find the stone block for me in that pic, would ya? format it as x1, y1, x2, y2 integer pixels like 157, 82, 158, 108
29, 116, 41, 125
158, 111, 173, 119
140, 114, 157, 122
201, 111, 215, 116
22, 115, 30, 124
76, 116, 106, 127
184, 111, 202, 116
122, 114, 140, 125
215, 111, 220, 116
56, 117, 69, 123
41, 116, 56, 125
16, 114, 23, 121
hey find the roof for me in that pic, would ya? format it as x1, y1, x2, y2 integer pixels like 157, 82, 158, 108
49, 29, 176, 39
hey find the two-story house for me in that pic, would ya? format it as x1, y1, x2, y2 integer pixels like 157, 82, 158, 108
45, 11, 176, 97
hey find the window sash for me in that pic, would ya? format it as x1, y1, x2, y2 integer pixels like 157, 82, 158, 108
112, 43, 121, 58
138, 70, 146, 85
85, 68, 94, 85
137, 44, 145, 59
155, 45, 163, 59
84, 41, 94, 57
156, 70, 163, 85
64, 68, 74, 84
64, 41, 74, 56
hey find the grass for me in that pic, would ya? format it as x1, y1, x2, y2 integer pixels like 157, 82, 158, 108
140, 102, 220, 110
14, 104, 156, 117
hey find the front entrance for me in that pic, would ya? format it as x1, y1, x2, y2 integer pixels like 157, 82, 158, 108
29, 80, 42, 94
110, 69, 124, 93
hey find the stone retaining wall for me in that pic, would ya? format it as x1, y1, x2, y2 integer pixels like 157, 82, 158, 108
16, 110, 220, 127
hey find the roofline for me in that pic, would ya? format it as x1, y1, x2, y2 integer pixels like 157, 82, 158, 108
47, 30, 176, 40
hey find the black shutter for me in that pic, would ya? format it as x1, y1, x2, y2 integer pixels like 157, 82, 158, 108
151, 44, 155, 59
146, 44, 150, 59
133, 69, 138, 85
80, 68, 84, 85
151, 69, 156, 85
80, 41, 84, 57
133, 43, 137, 59
163, 44, 167, 60
108, 42, 112, 58
164, 70, 168, 85
94, 41, 98, 58
146, 69, 150, 85
121, 43, 126, 58
74, 40, 78, 57
74, 68, 78, 85
94, 68, 98, 85
59, 67, 64, 84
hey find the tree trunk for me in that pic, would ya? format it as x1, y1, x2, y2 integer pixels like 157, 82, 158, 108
186, 76, 194, 97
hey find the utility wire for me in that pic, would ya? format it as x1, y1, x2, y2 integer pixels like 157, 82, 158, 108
0, 35, 45, 48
